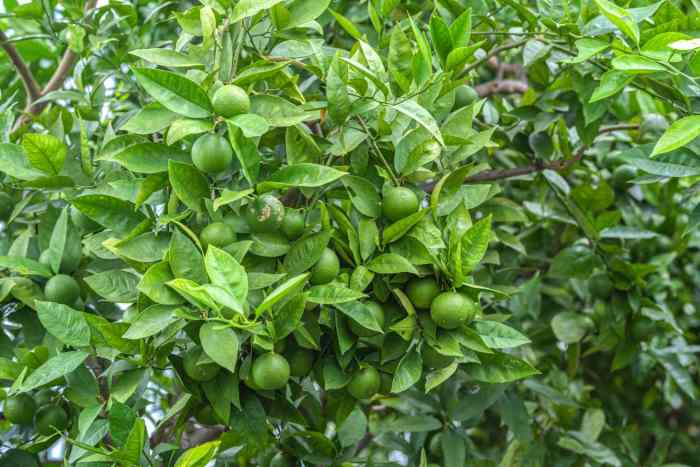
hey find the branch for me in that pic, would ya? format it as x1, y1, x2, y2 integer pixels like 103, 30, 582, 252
0, 30, 41, 102
475, 79, 528, 97
460, 39, 529, 78
12, 0, 97, 133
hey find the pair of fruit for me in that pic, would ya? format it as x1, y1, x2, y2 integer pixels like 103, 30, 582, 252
4, 393, 68, 436
405, 277, 477, 329
191, 84, 249, 174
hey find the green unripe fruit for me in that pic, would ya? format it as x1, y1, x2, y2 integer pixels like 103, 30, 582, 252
34, 389, 56, 407
222, 212, 250, 234
34, 405, 68, 436
287, 347, 315, 378
430, 292, 476, 329
192, 133, 233, 174
245, 195, 285, 233
44, 274, 80, 306
422, 345, 453, 369
310, 248, 340, 285
347, 366, 381, 400
382, 186, 419, 222
212, 84, 250, 118
589, 273, 613, 300
200, 222, 236, 249
454, 84, 479, 108
405, 277, 440, 309
4, 394, 36, 425
281, 209, 305, 239
251, 353, 290, 390
182, 347, 220, 382
348, 301, 384, 337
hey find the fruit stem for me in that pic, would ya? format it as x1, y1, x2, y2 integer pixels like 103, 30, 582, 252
356, 116, 400, 186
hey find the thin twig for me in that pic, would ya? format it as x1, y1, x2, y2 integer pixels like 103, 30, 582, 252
460, 39, 529, 77
0, 30, 41, 102
357, 116, 400, 186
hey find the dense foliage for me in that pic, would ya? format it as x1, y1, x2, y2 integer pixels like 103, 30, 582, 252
0, 0, 699, 465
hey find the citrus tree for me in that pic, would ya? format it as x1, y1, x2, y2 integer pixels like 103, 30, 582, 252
0, 0, 699, 466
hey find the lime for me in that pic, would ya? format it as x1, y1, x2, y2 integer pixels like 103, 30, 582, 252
44, 274, 80, 306
34, 389, 56, 407
281, 209, 305, 239
348, 301, 384, 337
589, 273, 613, 300
251, 353, 290, 390
454, 84, 478, 108
430, 292, 476, 329
382, 186, 419, 222
212, 84, 250, 118
200, 222, 236, 249
422, 345, 453, 369
192, 133, 233, 174
405, 277, 440, 309
348, 366, 380, 400
310, 247, 340, 285
287, 346, 315, 378
34, 405, 68, 436
4, 394, 36, 425
223, 211, 250, 234
182, 347, 220, 382
245, 195, 285, 233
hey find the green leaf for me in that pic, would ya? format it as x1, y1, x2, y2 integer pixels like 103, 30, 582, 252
0, 256, 52, 277
111, 143, 190, 174
46, 207, 69, 274
227, 123, 260, 184
341, 176, 381, 218
329, 9, 363, 41
213, 188, 253, 211
306, 285, 365, 304
0, 143, 44, 180
589, 70, 634, 103
257, 163, 346, 192
367, 253, 418, 275
283, 230, 331, 274
167, 278, 220, 311
466, 353, 539, 383
393, 99, 445, 147
425, 362, 458, 393
388, 25, 413, 93
205, 245, 247, 305
334, 302, 384, 333
167, 118, 213, 146
592, 0, 640, 45
460, 214, 492, 275
611, 54, 667, 74
231, 0, 284, 22
72, 195, 147, 235
250, 95, 311, 127
327, 53, 351, 124
130, 48, 204, 67
255, 273, 310, 316
284, 0, 331, 29
551, 312, 594, 343
133, 67, 212, 118
85, 270, 140, 303
21, 133, 66, 175
122, 304, 180, 339
383, 209, 428, 245
36, 301, 91, 347
474, 320, 530, 349
168, 229, 207, 284
227, 114, 270, 138
445, 42, 484, 71
168, 160, 209, 213
429, 14, 452, 65
174, 440, 220, 467
651, 115, 700, 156
391, 346, 422, 393
121, 104, 178, 135
568, 38, 610, 63
337, 406, 367, 448
200, 322, 239, 373
20, 351, 89, 393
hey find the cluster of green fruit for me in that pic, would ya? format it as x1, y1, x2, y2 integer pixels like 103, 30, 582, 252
3, 391, 69, 436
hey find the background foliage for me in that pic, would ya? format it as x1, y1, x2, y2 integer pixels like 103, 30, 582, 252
0, 0, 699, 466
